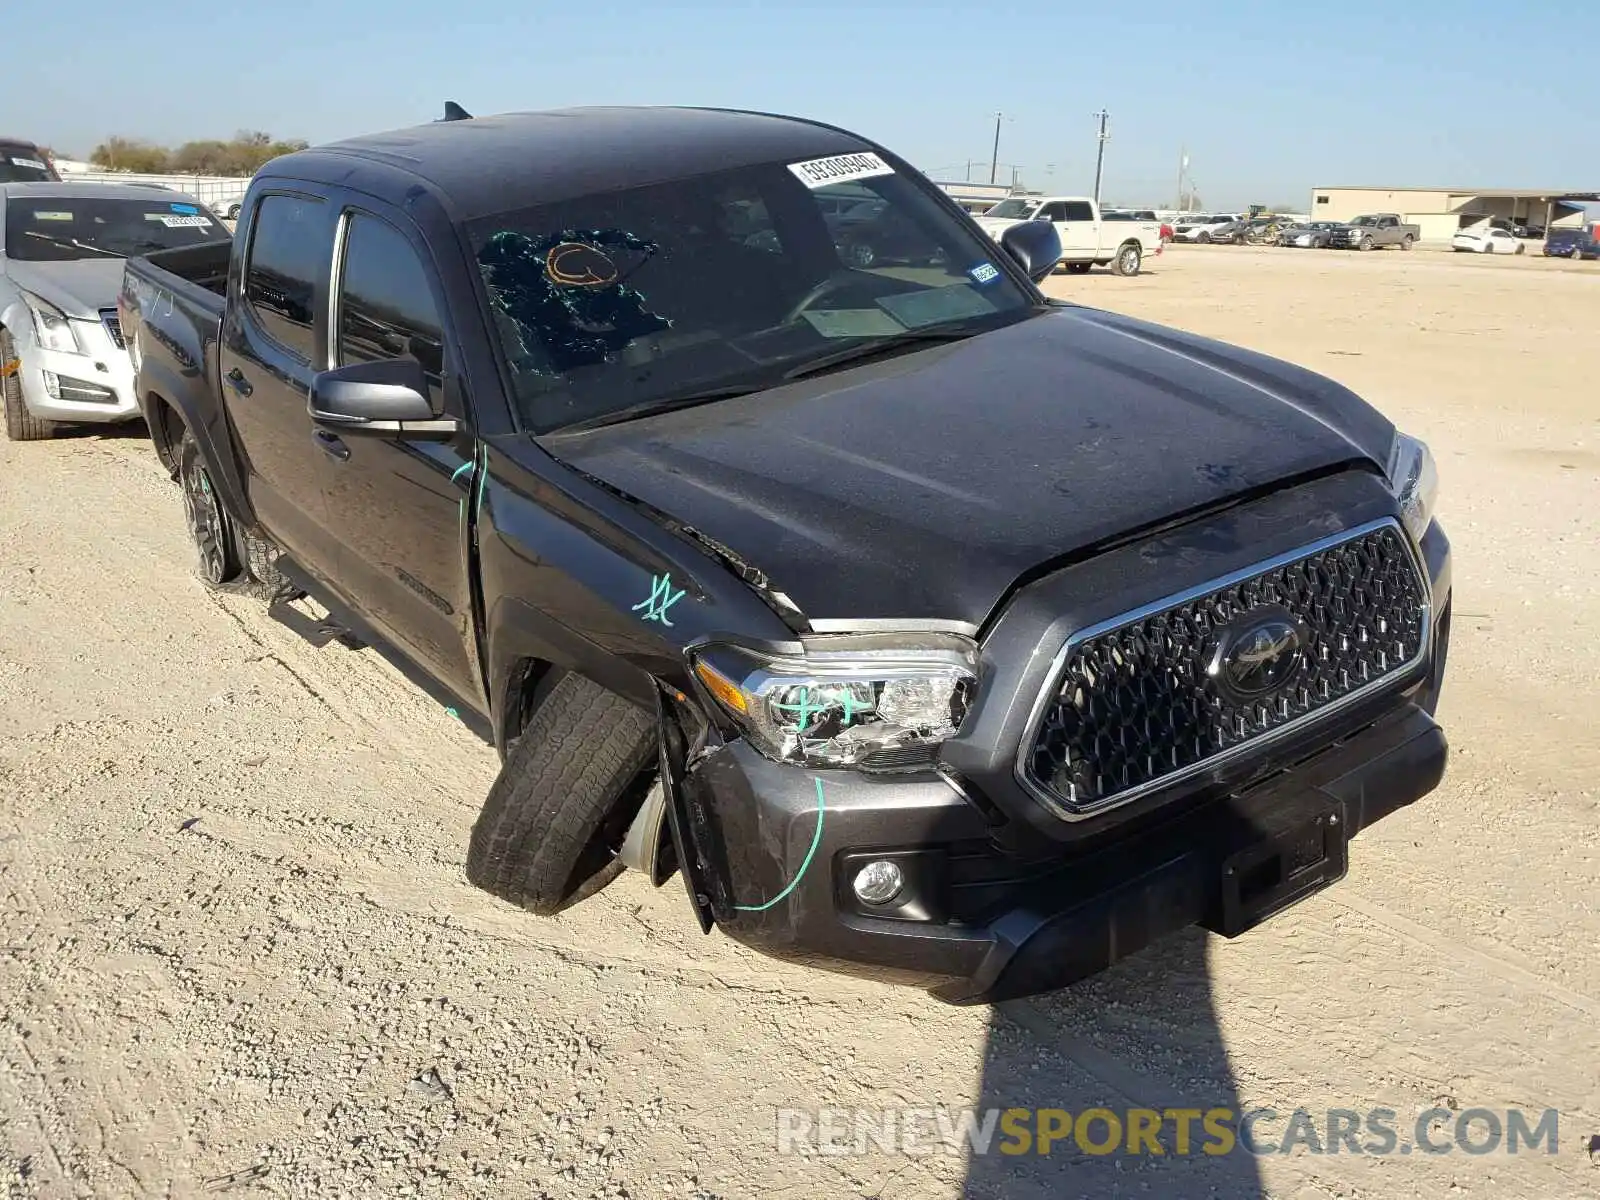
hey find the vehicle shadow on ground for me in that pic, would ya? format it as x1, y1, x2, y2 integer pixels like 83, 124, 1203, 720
961, 928, 1263, 1198
49, 419, 152, 442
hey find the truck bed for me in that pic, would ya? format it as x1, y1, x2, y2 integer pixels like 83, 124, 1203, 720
133, 239, 231, 309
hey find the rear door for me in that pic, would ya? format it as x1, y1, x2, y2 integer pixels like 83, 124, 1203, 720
313, 200, 484, 706
219, 189, 344, 584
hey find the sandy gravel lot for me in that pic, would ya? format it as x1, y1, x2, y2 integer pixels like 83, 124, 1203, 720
2, 244, 1597, 1199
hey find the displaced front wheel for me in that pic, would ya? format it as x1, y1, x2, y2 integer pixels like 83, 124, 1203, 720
467, 672, 658, 916
1, 331, 56, 442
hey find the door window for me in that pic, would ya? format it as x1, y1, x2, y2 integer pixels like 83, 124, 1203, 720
1061, 201, 1095, 222
1037, 202, 1069, 222
243, 194, 326, 361
335, 212, 447, 407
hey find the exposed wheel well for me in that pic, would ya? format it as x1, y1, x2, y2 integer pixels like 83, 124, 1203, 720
145, 392, 183, 476
500, 657, 561, 757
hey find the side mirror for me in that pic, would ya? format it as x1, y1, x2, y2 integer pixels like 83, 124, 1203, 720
307, 358, 456, 439
999, 220, 1063, 284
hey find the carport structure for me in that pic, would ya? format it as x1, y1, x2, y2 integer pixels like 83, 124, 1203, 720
1308, 187, 1600, 242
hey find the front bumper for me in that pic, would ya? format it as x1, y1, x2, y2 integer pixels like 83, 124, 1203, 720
13, 318, 137, 424
683, 511, 1452, 1005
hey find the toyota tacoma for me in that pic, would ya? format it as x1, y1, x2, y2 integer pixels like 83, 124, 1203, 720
119, 103, 1452, 1004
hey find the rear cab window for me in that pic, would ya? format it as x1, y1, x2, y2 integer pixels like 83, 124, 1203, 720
243, 194, 326, 361
469, 150, 1039, 434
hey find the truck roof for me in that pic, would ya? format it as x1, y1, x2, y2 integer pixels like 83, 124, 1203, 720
265, 106, 878, 221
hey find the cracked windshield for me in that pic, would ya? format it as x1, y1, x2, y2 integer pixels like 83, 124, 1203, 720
468, 152, 1038, 434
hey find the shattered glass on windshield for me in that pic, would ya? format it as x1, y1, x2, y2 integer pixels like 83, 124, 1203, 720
477, 228, 672, 375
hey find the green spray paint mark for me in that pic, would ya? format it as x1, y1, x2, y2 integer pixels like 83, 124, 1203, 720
771, 685, 864, 732
732, 777, 826, 913
632, 572, 685, 625
449, 461, 473, 486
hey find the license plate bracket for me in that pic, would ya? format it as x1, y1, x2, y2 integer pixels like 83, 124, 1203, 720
1216, 801, 1348, 936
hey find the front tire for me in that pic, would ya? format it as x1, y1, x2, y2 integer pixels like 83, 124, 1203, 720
1, 331, 56, 441
1196, 231, 1212, 244
1359, 235, 1374, 251
467, 672, 658, 916
1111, 242, 1142, 277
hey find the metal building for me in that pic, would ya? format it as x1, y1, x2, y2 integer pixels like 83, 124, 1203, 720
1308, 187, 1599, 243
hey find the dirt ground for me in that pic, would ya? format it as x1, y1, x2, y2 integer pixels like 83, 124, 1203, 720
2, 244, 1597, 1199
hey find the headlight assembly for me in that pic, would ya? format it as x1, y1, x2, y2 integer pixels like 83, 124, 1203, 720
1385, 431, 1439, 543
690, 634, 977, 770
20, 291, 83, 355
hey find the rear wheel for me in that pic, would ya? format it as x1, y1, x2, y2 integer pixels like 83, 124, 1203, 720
845, 241, 876, 268
1111, 242, 1142, 277
1401, 235, 1414, 251
466, 672, 658, 916
177, 426, 293, 600
1, 330, 56, 442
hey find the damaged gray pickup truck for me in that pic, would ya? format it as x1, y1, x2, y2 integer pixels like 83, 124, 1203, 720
120, 103, 1452, 1004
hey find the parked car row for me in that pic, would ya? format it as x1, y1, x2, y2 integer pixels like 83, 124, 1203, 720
3, 104, 1454, 1009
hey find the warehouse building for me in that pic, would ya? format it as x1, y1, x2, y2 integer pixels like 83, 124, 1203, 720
1308, 187, 1599, 243
934, 181, 1015, 214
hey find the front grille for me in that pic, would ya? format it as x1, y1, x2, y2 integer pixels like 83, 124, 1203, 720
100, 309, 125, 349
1022, 521, 1429, 818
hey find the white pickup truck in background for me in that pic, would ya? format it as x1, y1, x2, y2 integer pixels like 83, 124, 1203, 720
974, 195, 1162, 276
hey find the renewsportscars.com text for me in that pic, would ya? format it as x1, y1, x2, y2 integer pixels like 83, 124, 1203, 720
775, 1106, 1561, 1158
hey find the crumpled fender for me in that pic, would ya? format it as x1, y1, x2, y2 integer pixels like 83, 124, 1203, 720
654, 681, 728, 932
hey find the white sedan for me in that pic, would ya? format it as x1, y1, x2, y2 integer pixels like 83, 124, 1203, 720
1451, 227, 1525, 255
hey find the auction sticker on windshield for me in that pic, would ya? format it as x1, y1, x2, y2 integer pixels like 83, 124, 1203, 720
11, 157, 47, 170
788, 152, 894, 189
152, 215, 213, 228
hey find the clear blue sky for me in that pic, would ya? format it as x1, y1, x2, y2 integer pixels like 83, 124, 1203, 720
9, 0, 1593, 210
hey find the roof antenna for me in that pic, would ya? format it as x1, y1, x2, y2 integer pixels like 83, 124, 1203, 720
441, 101, 473, 122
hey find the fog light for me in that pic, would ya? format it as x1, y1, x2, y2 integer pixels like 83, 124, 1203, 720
851, 860, 905, 906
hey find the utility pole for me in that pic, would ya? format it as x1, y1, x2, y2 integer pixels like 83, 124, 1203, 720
1177, 146, 1185, 212
1091, 109, 1111, 204
989, 112, 1003, 185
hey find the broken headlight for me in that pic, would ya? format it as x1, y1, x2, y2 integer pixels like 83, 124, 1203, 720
1385, 431, 1439, 544
690, 635, 978, 770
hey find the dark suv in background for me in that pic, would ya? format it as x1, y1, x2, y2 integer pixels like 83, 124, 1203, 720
0, 140, 61, 183
1544, 227, 1600, 260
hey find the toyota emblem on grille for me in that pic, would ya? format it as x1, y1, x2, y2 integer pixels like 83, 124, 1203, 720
1208, 608, 1306, 698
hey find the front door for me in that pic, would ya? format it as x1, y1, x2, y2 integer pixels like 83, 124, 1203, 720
219, 190, 343, 584
314, 204, 484, 709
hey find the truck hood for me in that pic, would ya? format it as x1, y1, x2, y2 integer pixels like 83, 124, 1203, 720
540, 306, 1396, 628
974, 216, 1021, 236
3, 258, 125, 318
